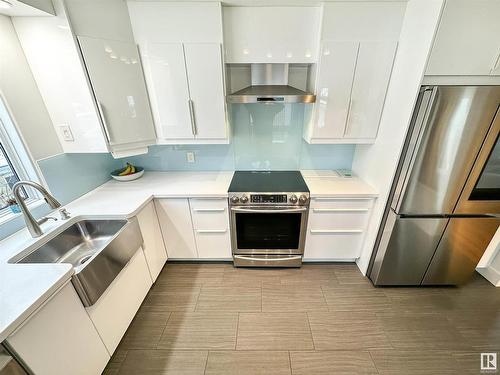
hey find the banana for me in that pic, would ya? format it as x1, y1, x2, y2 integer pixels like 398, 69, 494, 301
130, 165, 136, 174
118, 164, 132, 176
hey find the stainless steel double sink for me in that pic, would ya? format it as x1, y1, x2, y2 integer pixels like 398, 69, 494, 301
9, 218, 143, 307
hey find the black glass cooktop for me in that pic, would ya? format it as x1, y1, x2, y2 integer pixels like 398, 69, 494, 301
228, 171, 309, 193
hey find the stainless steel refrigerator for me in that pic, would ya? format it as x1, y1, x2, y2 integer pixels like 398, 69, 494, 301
368, 85, 500, 286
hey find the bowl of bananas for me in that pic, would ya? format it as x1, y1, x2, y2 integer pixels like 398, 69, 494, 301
111, 163, 144, 182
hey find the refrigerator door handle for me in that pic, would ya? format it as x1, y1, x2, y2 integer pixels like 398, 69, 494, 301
391, 86, 439, 212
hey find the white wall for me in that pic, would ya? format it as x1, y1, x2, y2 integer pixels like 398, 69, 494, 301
477, 228, 500, 287
351, 0, 445, 274
0, 15, 62, 160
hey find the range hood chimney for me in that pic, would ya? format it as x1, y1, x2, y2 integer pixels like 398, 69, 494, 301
227, 64, 316, 104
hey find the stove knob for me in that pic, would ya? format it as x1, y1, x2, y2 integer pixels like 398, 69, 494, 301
299, 195, 308, 204
289, 194, 298, 204
240, 195, 249, 203
230, 196, 240, 204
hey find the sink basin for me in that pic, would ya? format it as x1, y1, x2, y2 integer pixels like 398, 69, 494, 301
15, 219, 127, 269
11, 218, 143, 307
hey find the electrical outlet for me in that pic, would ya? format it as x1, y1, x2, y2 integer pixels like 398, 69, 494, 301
59, 124, 74, 141
186, 152, 195, 163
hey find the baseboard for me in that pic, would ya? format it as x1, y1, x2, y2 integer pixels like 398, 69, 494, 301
476, 266, 500, 287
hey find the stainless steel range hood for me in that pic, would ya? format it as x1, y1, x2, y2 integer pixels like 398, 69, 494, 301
227, 64, 316, 104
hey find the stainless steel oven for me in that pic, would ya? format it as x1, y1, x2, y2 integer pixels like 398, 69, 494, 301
229, 192, 309, 267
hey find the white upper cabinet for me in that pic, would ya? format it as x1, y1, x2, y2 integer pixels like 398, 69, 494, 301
144, 43, 192, 140
426, 0, 500, 76
310, 41, 358, 140
128, 2, 228, 143
344, 41, 397, 140
77, 36, 156, 156
304, 2, 404, 144
184, 43, 226, 139
223, 6, 321, 63
13, 15, 108, 153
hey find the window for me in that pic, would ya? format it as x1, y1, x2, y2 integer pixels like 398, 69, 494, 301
0, 94, 41, 218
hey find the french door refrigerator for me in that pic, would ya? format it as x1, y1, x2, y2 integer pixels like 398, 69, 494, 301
368, 86, 500, 286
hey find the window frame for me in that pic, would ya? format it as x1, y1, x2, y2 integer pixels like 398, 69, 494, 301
0, 92, 44, 223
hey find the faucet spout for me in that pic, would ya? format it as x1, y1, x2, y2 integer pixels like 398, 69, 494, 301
12, 180, 62, 238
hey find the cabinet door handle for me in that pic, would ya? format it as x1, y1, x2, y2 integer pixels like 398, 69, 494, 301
343, 97, 354, 136
312, 208, 369, 213
310, 229, 363, 234
491, 50, 500, 73
188, 99, 197, 136
193, 208, 226, 212
196, 229, 227, 233
96, 101, 112, 144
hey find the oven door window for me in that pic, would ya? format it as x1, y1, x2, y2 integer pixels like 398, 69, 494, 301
235, 212, 302, 249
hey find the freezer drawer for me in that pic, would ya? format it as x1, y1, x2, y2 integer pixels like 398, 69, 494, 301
370, 211, 448, 285
422, 217, 500, 285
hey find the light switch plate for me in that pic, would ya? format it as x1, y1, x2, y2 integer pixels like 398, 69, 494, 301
59, 124, 74, 142
186, 152, 195, 163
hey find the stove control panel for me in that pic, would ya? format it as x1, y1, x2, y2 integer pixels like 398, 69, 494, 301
251, 194, 287, 204
229, 193, 309, 206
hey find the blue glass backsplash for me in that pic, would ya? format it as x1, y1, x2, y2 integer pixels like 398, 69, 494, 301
127, 104, 354, 171
1, 104, 354, 239
0, 153, 121, 240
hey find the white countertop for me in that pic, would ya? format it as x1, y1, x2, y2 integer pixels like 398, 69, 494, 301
301, 170, 378, 198
0, 170, 376, 342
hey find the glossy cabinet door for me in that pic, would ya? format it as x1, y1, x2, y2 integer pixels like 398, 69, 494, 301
223, 6, 321, 63
189, 198, 232, 259
141, 43, 193, 140
7, 283, 109, 375
86, 247, 152, 355
344, 41, 397, 139
426, 0, 500, 76
155, 199, 198, 258
77, 36, 156, 156
304, 198, 373, 260
136, 201, 168, 282
311, 41, 358, 140
184, 43, 227, 139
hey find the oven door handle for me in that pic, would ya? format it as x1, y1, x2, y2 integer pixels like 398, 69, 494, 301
234, 255, 303, 262
230, 207, 308, 213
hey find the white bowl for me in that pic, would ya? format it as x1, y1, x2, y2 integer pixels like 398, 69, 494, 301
111, 169, 144, 182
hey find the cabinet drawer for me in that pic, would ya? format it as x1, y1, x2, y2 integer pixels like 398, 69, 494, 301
310, 197, 374, 210
189, 198, 229, 230
86, 248, 152, 354
194, 230, 232, 259
308, 209, 369, 231
304, 231, 364, 260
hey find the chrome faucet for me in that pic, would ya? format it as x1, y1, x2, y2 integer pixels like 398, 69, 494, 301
12, 180, 65, 238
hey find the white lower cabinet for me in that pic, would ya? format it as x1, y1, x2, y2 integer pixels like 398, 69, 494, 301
86, 247, 152, 354
189, 198, 232, 259
136, 201, 168, 281
6, 283, 109, 375
155, 199, 198, 259
304, 198, 374, 260
155, 198, 232, 259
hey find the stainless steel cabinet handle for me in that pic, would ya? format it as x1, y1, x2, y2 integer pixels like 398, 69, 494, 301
188, 99, 197, 136
312, 208, 369, 213
310, 229, 363, 234
196, 229, 227, 233
193, 208, 225, 212
231, 207, 308, 213
343, 97, 354, 136
96, 101, 112, 144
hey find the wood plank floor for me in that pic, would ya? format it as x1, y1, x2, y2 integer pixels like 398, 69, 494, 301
104, 263, 500, 374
